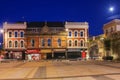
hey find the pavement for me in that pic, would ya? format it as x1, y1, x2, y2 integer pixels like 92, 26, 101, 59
0, 60, 119, 80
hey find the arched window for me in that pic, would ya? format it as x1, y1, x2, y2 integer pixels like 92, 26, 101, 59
80, 40, 84, 47
58, 39, 61, 47
69, 40, 72, 47
80, 31, 84, 37
21, 41, 24, 47
9, 32, 12, 37
74, 31, 78, 37
15, 41, 18, 48
9, 41, 12, 48
41, 39, 45, 47
31, 39, 35, 47
75, 40, 77, 46
48, 39, 51, 46
20, 32, 24, 37
15, 32, 18, 37
69, 31, 72, 37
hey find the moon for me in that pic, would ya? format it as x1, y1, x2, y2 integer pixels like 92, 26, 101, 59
109, 7, 114, 12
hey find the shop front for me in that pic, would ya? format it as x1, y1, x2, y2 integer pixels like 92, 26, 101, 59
54, 49, 66, 59
5, 50, 25, 60
40, 49, 52, 59
26, 49, 40, 61
67, 48, 81, 59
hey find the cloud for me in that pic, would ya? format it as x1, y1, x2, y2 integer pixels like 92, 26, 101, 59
107, 14, 120, 20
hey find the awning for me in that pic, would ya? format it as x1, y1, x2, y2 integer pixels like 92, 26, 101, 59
27, 50, 39, 54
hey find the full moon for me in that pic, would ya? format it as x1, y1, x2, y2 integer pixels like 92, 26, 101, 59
109, 7, 114, 12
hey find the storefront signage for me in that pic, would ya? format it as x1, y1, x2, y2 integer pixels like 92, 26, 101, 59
67, 48, 80, 52
27, 50, 39, 54
41, 49, 52, 53
54, 49, 66, 52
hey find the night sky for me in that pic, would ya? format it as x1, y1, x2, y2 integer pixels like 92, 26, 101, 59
0, 0, 120, 36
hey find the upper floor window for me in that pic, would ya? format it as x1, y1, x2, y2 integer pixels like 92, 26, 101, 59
9, 32, 12, 37
21, 41, 24, 48
69, 31, 72, 37
31, 39, 35, 47
111, 27, 113, 32
41, 39, 45, 47
74, 40, 78, 46
15, 32, 18, 37
48, 39, 51, 46
80, 40, 84, 47
74, 31, 78, 37
80, 31, 84, 37
9, 41, 12, 48
106, 30, 108, 35
15, 41, 18, 48
20, 32, 24, 37
58, 39, 61, 47
69, 40, 72, 47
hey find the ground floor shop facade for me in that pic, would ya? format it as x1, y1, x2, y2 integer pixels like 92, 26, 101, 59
4, 48, 88, 60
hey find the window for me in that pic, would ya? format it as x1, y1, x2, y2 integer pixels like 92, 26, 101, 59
58, 39, 61, 47
80, 31, 84, 37
48, 39, 51, 46
80, 40, 84, 47
111, 27, 113, 32
9, 32, 12, 37
15, 32, 18, 37
21, 41, 24, 47
69, 31, 72, 37
69, 40, 72, 47
75, 40, 77, 46
31, 39, 35, 47
9, 41, 12, 48
20, 32, 24, 37
74, 31, 78, 37
15, 41, 18, 48
41, 39, 45, 47
106, 30, 108, 35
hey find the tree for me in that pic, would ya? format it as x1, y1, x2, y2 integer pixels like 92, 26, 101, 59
104, 39, 111, 56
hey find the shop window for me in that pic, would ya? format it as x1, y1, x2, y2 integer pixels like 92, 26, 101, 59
69, 40, 72, 47
9, 41, 12, 48
41, 39, 45, 47
58, 39, 61, 47
21, 41, 24, 47
74, 31, 78, 37
69, 31, 72, 37
20, 32, 24, 37
9, 32, 12, 37
15, 41, 18, 48
75, 40, 78, 46
48, 39, 51, 46
31, 39, 35, 47
15, 32, 18, 37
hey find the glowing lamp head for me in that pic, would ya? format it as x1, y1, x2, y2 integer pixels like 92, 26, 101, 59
0, 29, 3, 33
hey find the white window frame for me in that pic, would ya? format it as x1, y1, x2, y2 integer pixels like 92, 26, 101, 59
74, 30, 78, 37
80, 39, 84, 47
74, 39, 78, 47
8, 31, 12, 38
20, 31, 24, 38
20, 40, 24, 48
14, 40, 18, 48
68, 39, 73, 47
80, 30, 84, 38
68, 30, 72, 37
8, 40, 12, 48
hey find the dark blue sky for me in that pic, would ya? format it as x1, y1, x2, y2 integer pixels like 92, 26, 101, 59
0, 0, 120, 36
